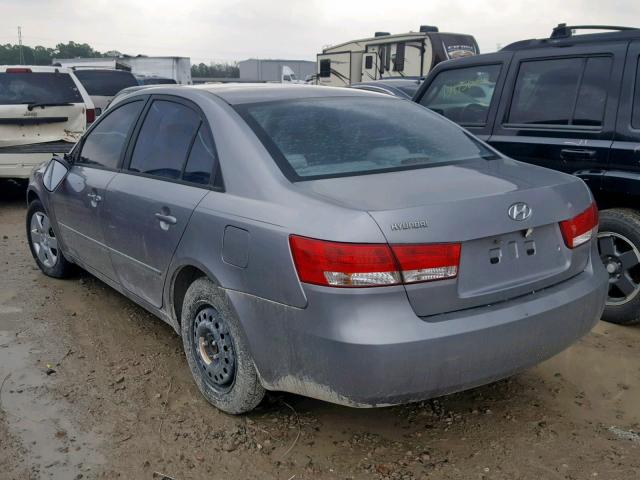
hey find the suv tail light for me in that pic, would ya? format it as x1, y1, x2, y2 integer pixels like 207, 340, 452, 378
559, 202, 598, 249
86, 108, 96, 124
289, 235, 460, 288
6, 67, 32, 73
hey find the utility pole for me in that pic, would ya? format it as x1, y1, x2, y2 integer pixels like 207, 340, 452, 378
18, 26, 24, 65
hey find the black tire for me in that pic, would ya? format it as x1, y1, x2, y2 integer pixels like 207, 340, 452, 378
181, 277, 265, 414
598, 208, 640, 325
26, 200, 74, 278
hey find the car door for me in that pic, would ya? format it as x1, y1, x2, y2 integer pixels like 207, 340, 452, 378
415, 58, 508, 141
490, 43, 626, 191
49, 98, 145, 282
607, 40, 640, 194
101, 95, 219, 308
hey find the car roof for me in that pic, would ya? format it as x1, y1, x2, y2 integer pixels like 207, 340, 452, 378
503, 25, 640, 51
190, 83, 389, 105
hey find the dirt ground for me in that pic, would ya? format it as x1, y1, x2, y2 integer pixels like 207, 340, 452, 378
1, 179, 640, 480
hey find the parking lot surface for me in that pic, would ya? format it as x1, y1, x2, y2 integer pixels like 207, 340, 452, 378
1, 180, 640, 480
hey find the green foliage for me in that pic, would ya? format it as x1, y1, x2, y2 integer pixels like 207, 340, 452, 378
191, 62, 239, 78
0, 41, 120, 66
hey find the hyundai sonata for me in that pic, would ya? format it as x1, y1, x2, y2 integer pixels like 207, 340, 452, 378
26, 84, 608, 413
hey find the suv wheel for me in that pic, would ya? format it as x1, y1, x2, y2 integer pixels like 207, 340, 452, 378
26, 200, 74, 278
181, 277, 265, 414
598, 208, 640, 325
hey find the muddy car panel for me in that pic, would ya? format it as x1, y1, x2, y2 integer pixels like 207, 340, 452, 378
27, 84, 609, 407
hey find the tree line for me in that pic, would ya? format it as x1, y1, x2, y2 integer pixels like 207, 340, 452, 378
0, 41, 121, 66
190, 62, 239, 78
0, 41, 238, 78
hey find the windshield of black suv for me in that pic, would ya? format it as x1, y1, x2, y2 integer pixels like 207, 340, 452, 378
74, 70, 138, 96
0, 72, 84, 105
238, 96, 498, 181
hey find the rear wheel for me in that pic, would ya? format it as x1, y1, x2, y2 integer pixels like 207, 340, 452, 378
26, 200, 74, 278
598, 208, 640, 325
181, 277, 265, 414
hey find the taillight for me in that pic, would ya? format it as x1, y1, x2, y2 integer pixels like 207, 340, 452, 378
86, 108, 96, 124
391, 244, 461, 283
559, 202, 598, 249
289, 236, 401, 287
289, 235, 461, 288
6, 67, 32, 73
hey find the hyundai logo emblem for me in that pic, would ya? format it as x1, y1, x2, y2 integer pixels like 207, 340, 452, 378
508, 202, 532, 221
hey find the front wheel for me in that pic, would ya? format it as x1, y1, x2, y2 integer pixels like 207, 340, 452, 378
181, 277, 265, 414
597, 208, 640, 325
26, 200, 74, 278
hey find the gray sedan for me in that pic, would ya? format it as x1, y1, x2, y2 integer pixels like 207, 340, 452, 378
26, 84, 608, 414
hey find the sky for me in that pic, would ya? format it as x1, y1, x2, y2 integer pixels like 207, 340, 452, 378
1, 0, 639, 64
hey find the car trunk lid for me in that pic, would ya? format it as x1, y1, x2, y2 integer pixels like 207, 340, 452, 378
296, 158, 593, 317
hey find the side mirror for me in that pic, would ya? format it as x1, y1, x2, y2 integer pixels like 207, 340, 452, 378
43, 155, 70, 192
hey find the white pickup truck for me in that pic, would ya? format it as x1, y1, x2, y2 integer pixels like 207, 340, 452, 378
0, 66, 94, 180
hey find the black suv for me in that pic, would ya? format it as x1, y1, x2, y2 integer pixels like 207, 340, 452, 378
414, 24, 640, 325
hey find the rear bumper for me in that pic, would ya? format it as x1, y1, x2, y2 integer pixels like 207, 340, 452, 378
229, 252, 608, 407
0, 153, 52, 179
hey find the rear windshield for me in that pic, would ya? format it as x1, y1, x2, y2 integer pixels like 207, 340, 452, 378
0, 72, 83, 105
237, 97, 497, 181
74, 70, 138, 96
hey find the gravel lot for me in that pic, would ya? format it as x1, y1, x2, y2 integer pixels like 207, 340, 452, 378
1, 179, 640, 480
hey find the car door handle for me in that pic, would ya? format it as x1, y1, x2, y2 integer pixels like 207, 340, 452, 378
154, 213, 177, 225
560, 148, 597, 160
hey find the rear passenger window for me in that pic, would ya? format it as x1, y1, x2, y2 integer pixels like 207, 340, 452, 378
420, 64, 501, 125
573, 57, 612, 126
183, 126, 218, 185
633, 59, 640, 129
129, 100, 200, 180
508, 56, 611, 127
78, 100, 143, 169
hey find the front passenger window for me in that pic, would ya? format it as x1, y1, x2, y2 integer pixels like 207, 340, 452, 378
420, 65, 501, 125
78, 100, 143, 169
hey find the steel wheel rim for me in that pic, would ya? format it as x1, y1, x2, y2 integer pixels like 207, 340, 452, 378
192, 306, 236, 392
30, 211, 58, 268
598, 231, 640, 306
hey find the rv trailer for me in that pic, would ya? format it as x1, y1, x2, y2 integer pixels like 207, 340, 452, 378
316, 25, 479, 87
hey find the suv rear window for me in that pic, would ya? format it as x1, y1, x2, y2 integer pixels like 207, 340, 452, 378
0, 72, 83, 105
238, 97, 497, 181
74, 70, 138, 96
508, 56, 612, 127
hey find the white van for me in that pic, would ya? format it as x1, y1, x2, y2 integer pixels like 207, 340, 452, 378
0, 66, 94, 179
